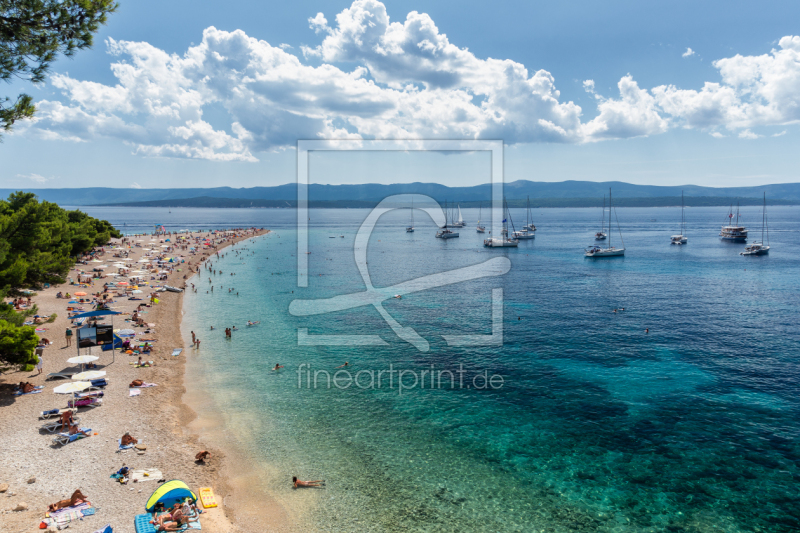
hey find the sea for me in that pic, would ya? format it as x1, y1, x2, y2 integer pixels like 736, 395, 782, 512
79, 204, 800, 532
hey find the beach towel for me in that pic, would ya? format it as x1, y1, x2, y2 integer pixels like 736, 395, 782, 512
91, 525, 112, 533
129, 389, 141, 397
14, 386, 43, 396
172, 348, 183, 356
130, 469, 163, 483
132, 383, 157, 388
47, 501, 94, 528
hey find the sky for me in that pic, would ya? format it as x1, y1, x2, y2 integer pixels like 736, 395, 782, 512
2, 0, 800, 189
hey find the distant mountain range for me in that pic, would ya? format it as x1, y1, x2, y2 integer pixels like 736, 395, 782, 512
3, 180, 799, 207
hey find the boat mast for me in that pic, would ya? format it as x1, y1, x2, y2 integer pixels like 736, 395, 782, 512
608, 189, 612, 248
681, 190, 685, 235
411, 197, 414, 227
601, 195, 606, 234
762, 192, 766, 244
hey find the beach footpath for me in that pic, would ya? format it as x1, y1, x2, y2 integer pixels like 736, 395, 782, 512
0, 228, 268, 533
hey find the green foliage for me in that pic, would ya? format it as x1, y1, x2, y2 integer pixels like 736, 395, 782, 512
67, 208, 121, 254
0, 318, 38, 365
0, 190, 120, 365
1, 0, 118, 135
0, 191, 74, 292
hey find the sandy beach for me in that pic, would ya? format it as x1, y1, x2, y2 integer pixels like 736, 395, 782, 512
0, 228, 269, 533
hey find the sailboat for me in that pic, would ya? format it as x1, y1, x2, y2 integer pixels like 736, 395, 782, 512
720, 203, 748, 241
436, 201, 459, 239
484, 199, 518, 247
741, 193, 769, 255
595, 195, 608, 240
670, 191, 688, 244
476, 202, 486, 233
451, 205, 466, 227
585, 189, 624, 257
406, 197, 415, 233
513, 196, 535, 239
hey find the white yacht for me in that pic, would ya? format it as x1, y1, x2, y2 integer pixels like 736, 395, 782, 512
741, 193, 770, 256
586, 189, 625, 257
671, 191, 688, 244
595, 195, 608, 240
476, 202, 485, 233
513, 197, 535, 239
436, 201, 459, 239
485, 199, 518, 247
720, 203, 747, 241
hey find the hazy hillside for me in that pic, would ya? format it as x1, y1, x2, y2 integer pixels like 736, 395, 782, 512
3, 180, 800, 205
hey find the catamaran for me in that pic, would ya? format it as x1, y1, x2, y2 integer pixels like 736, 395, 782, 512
406, 197, 415, 233
741, 193, 770, 256
585, 189, 624, 257
476, 202, 486, 233
671, 191, 688, 244
513, 196, 535, 239
720, 203, 748, 241
484, 199, 518, 247
595, 195, 608, 240
436, 201, 459, 239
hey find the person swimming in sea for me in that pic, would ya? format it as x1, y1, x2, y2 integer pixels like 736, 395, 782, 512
335, 362, 349, 369
273, 364, 283, 371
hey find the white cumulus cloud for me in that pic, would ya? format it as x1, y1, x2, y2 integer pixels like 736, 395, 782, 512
17, 173, 52, 183
682, 48, 695, 58
13, 1, 800, 161
738, 129, 760, 139
130, 181, 142, 189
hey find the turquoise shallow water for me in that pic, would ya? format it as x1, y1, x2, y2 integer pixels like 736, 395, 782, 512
86, 205, 800, 532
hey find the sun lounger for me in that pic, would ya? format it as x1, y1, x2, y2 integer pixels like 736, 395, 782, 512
52, 428, 92, 446
40, 407, 77, 419
68, 397, 103, 408
45, 372, 73, 381
42, 417, 80, 433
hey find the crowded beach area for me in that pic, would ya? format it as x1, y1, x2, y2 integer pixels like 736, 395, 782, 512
0, 227, 268, 533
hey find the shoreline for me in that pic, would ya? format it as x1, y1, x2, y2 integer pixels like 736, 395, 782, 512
0, 228, 268, 533
180, 233, 316, 532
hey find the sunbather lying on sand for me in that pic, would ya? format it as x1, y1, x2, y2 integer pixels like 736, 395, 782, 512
48, 489, 87, 511
151, 503, 185, 528
130, 379, 144, 388
18, 382, 36, 394
293, 476, 325, 488
121, 432, 138, 446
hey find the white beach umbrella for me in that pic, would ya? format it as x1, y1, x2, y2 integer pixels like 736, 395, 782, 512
68, 355, 99, 365
54, 381, 92, 394
72, 370, 106, 381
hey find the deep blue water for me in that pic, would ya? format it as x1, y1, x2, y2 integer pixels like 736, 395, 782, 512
83, 205, 800, 532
